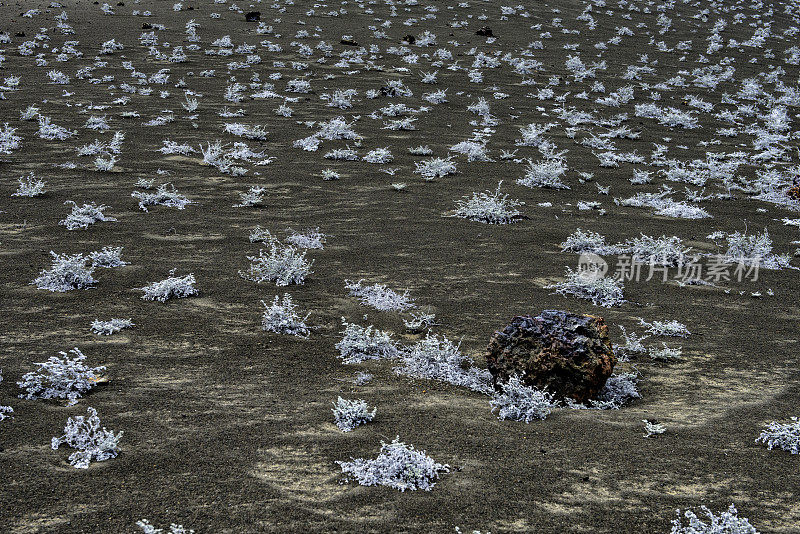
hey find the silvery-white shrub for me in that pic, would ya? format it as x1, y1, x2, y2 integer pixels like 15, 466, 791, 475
159, 140, 195, 155
560, 229, 621, 255
363, 147, 394, 163
643, 420, 666, 438
548, 267, 625, 307
224, 122, 268, 141
594, 372, 641, 409
352, 371, 373, 385
638, 318, 691, 337
332, 397, 376, 431
336, 436, 449, 491
17, 348, 105, 406
38, 116, 76, 140
91, 318, 134, 335
755, 417, 800, 454
423, 89, 448, 104
89, 246, 127, 268
518, 158, 569, 189
321, 169, 340, 180
335, 319, 398, 363
51, 407, 122, 469
12, 172, 46, 197
616, 326, 649, 360
94, 155, 117, 172
139, 270, 198, 302
241, 235, 313, 287
132, 183, 194, 212
294, 135, 321, 151
403, 311, 438, 333
345, 279, 416, 311
261, 294, 310, 337
723, 229, 790, 269
233, 186, 266, 207
285, 227, 326, 249
453, 182, 524, 225
20, 106, 39, 121
395, 334, 493, 394
0, 369, 13, 422
670, 504, 758, 534
490, 376, 556, 423
136, 520, 194, 534
0, 123, 23, 153
649, 343, 682, 361
33, 251, 97, 292
625, 235, 690, 266
317, 116, 359, 140
409, 145, 433, 155
324, 148, 358, 161
59, 201, 117, 230
450, 140, 492, 162
414, 157, 456, 180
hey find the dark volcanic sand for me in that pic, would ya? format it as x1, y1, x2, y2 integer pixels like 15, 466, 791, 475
1, 0, 799, 532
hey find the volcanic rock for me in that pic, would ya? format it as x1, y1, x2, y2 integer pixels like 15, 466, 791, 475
485, 310, 616, 403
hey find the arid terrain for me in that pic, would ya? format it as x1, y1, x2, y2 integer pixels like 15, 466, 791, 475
1, 0, 799, 532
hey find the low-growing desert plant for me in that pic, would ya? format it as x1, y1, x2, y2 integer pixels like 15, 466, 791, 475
0, 369, 13, 422
233, 186, 266, 207
32, 251, 97, 292
261, 294, 310, 337
638, 318, 691, 337
402, 311, 438, 333
18, 348, 105, 406
722, 229, 790, 270
548, 267, 625, 307
332, 397, 376, 431
755, 417, 800, 454
453, 182, 524, 225
649, 343, 683, 361
132, 183, 195, 212
560, 229, 621, 255
625, 235, 690, 266
139, 270, 198, 302
395, 334, 492, 394
670, 504, 758, 534
51, 407, 122, 469
345, 279, 416, 311
12, 172, 46, 197
518, 158, 570, 189
136, 520, 194, 534
59, 201, 117, 230
89, 246, 128, 268
414, 157, 456, 180
240, 236, 313, 287
643, 420, 666, 438
592, 372, 641, 409
285, 228, 326, 249
335, 319, 398, 363
616, 326, 649, 360
490, 376, 556, 422
336, 436, 449, 491
91, 318, 134, 335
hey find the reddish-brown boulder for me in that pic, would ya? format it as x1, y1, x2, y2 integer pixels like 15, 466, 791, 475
486, 310, 616, 403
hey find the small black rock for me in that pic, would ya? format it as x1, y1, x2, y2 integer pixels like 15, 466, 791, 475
402, 34, 415, 44
245, 11, 260, 22
476, 26, 494, 37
